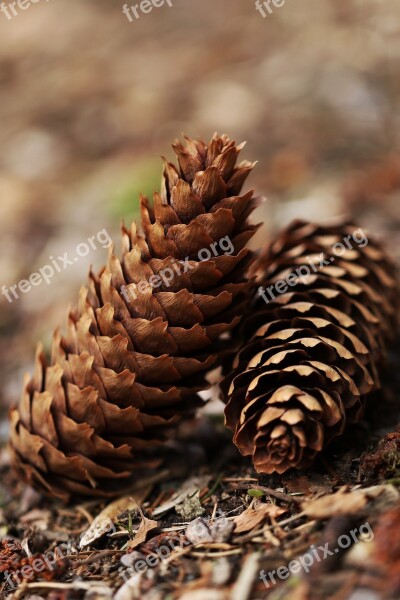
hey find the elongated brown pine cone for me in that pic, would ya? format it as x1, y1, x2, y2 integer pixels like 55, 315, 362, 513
10, 134, 259, 501
223, 220, 399, 474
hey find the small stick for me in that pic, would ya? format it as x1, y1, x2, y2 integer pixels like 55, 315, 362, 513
246, 485, 304, 505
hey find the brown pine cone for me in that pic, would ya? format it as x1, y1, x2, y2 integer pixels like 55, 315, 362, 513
10, 134, 259, 501
223, 220, 399, 474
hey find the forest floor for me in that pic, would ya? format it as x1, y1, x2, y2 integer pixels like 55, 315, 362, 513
1, 372, 400, 600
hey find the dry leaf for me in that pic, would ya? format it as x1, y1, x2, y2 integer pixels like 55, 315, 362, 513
126, 515, 158, 550
302, 490, 367, 520
80, 487, 151, 548
234, 502, 286, 534
362, 484, 400, 501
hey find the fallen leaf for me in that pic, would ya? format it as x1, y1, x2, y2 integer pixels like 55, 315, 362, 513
126, 514, 158, 550
363, 484, 400, 501
234, 502, 286, 534
80, 487, 151, 548
302, 490, 367, 520
362, 484, 400, 512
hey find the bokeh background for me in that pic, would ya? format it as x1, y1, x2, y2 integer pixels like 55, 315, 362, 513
1, 0, 400, 438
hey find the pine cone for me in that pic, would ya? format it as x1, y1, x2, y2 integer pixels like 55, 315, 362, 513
10, 134, 259, 501
223, 220, 399, 474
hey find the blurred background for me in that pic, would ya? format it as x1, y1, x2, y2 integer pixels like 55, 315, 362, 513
1, 0, 400, 437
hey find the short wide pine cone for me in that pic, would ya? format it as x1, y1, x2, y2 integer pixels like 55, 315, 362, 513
10, 134, 259, 501
224, 220, 399, 474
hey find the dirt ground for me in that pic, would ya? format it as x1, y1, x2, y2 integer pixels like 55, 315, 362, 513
1, 1, 400, 598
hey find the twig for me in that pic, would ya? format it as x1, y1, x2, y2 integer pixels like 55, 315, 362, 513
223, 477, 258, 482
73, 549, 125, 565
191, 548, 243, 558
162, 546, 192, 564
234, 511, 306, 543
10, 581, 112, 600
246, 485, 304, 505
